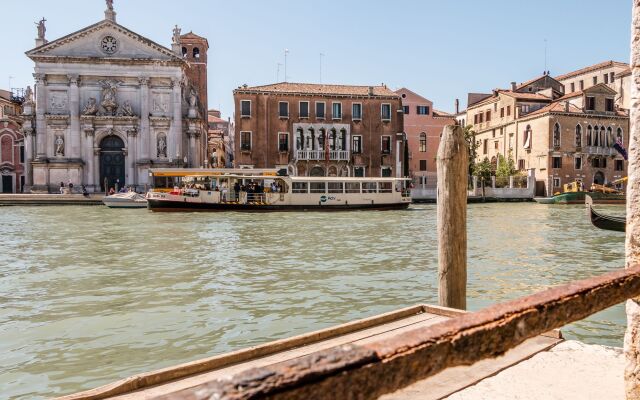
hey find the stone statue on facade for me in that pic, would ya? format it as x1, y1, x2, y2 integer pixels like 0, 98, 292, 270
172, 25, 181, 44
157, 136, 167, 158
106, 0, 114, 11
189, 88, 198, 108
24, 86, 33, 103
55, 135, 64, 156
98, 79, 120, 115
120, 100, 134, 117
35, 18, 46, 40
82, 98, 99, 115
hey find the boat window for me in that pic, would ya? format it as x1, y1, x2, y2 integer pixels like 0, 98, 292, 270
328, 182, 344, 193
345, 182, 360, 193
378, 182, 392, 193
292, 182, 308, 193
310, 182, 326, 193
362, 182, 377, 193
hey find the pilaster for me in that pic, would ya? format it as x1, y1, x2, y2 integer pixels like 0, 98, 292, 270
68, 74, 81, 159
34, 73, 47, 160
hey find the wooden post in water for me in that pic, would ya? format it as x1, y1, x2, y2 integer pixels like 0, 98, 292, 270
627, 2, 640, 397
437, 125, 468, 310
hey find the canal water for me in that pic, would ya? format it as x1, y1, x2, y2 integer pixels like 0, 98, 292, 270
0, 203, 626, 399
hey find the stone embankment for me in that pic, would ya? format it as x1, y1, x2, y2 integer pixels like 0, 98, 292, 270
0, 193, 103, 206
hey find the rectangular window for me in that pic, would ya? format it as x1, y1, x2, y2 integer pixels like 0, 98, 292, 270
381, 136, 392, 154
354, 167, 365, 177
240, 100, 251, 117
552, 156, 562, 169
345, 182, 361, 193
279, 101, 289, 118
19, 145, 25, 163
616, 159, 624, 171
610, 72, 615, 83
593, 76, 598, 85
352, 103, 362, 120
352, 135, 362, 154
483, 139, 488, 154
403, 105, 409, 114
506, 106, 511, 116
486, 110, 491, 122
419, 160, 427, 171
240, 131, 252, 151
381, 104, 391, 120
604, 73, 609, 84
299, 101, 309, 118
362, 182, 377, 193
553, 177, 561, 188
379, 181, 393, 192
419, 134, 427, 152
328, 182, 344, 193
479, 113, 484, 123
606, 98, 614, 112
417, 105, 430, 115
586, 96, 595, 111
575, 156, 582, 170
278, 132, 289, 152
500, 108, 504, 118
310, 182, 326, 193
381, 168, 392, 177
570, 82, 575, 92
292, 182, 308, 193
518, 159, 525, 170
494, 141, 498, 149
579, 80, 584, 90
332, 102, 342, 119
316, 102, 326, 119
474, 114, 478, 124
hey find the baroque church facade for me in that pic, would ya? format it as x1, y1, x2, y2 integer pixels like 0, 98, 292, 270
23, 2, 208, 192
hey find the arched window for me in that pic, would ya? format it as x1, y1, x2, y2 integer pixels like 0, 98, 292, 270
553, 123, 561, 147
599, 126, 606, 147
617, 127, 623, 146
318, 128, 325, 150
296, 128, 303, 151
181, 47, 187, 58
594, 126, 600, 147
419, 133, 427, 152
329, 129, 337, 151
606, 127, 613, 147
575, 125, 582, 147
587, 125, 593, 146
340, 128, 347, 150
523, 125, 532, 149
193, 47, 200, 58
308, 128, 315, 151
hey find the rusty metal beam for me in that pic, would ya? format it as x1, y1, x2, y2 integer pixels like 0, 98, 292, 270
155, 265, 640, 400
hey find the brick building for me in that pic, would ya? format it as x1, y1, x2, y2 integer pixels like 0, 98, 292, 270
395, 88, 455, 182
555, 60, 628, 95
467, 73, 628, 196
0, 90, 25, 193
233, 83, 405, 177
207, 109, 231, 168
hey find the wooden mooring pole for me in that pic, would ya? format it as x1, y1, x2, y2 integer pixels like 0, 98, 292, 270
626, 2, 640, 398
437, 125, 468, 310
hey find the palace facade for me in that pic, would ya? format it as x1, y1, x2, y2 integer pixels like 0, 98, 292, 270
233, 82, 406, 178
23, 3, 208, 192
0, 90, 25, 193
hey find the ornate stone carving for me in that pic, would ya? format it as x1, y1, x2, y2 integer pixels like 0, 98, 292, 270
49, 92, 68, 111
24, 86, 33, 103
35, 18, 46, 40
152, 95, 168, 114
119, 100, 135, 117
138, 76, 149, 86
172, 25, 181, 44
33, 73, 46, 85
157, 134, 167, 158
54, 135, 64, 156
106, 0, 114, 11
67, 74, 79, 85
82, 98, 99, 115
98, 79, 121, 115
84, 128, 95, 137
126, 127, 138, 137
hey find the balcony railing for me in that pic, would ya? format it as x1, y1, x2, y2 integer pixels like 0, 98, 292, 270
583, 146, 616, 156
296, 150, 350, 161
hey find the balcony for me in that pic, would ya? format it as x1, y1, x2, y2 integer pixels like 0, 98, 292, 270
583, 146, 617, 156
296, 150, 350, 161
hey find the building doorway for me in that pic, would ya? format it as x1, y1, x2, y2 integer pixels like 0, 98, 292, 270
100, 135, 125, 192
593, 171, 605, 185
1, 175, 13, 193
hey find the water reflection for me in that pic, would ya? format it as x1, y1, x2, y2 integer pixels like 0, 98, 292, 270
0, 203, 626, 399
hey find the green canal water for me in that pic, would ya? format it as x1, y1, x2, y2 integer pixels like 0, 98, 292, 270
0, 203, 627, 399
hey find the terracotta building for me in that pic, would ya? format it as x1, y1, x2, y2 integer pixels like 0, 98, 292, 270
467, 73, 628, 196
395, 88, 455, 182
555, 60, 628, 95
0, 90, 25, 193
233, 83, 405, 177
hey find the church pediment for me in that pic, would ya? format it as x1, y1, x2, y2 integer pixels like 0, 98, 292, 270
26, 20, 182, 63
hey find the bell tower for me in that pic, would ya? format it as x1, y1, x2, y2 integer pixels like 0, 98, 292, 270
179, 32, 209, 117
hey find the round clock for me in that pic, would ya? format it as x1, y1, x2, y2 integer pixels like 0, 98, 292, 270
101, 35, 118, 54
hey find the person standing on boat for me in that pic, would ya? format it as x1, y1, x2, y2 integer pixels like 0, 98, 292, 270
221, 181, 228, 202
233, 181, 240, 201
59, 181, 65, 194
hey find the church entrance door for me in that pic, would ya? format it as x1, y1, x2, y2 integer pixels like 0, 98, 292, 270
99, 135, 125, 192
2, 175, 13, 193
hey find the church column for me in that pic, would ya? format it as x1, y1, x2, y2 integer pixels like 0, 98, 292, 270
67, 74, 81, 159
23, 128, 34, 186
34, 73, 47, 160
94, 146, 101, 192
127, 128, 137, 186
139, 77, 150, 160
189, 131, 196, 167
171, 77, 183, 163
84, 128, 95, 187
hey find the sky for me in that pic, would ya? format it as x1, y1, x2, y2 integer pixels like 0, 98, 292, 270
1, 0, 633, 118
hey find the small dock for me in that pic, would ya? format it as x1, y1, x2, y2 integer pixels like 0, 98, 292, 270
58, 304, 562, 400
0, 193, 103, 206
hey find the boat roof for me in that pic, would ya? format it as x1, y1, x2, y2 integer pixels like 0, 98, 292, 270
149, 168, 409, 181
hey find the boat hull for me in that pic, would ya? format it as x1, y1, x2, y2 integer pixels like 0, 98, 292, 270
147, 198, 410, 212
543, 192, 625, 205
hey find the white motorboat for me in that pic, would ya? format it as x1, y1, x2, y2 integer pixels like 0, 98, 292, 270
102, 192, 148, 208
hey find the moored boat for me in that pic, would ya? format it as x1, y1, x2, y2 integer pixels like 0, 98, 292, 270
146, 168, 412, 212
102, 191, 148, 208
585, 195, 626, 232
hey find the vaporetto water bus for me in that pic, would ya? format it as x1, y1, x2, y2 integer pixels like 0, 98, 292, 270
146, 168, 411, 211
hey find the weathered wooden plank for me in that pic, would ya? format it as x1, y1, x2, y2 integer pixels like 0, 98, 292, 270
157, 265, 640, 400
437, 125, 468, 310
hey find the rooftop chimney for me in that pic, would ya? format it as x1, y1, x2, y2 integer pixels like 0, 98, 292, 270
511, 82, 517, 91
455, 99, 460, 114
564, 101, 570, 112
368, 86, 374, 96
